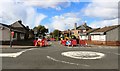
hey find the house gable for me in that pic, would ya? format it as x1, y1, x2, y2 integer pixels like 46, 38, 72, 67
76, 23, 92, 30
11, 20, 29, 33
77, 25, 86, 30
11, 20, 26, 28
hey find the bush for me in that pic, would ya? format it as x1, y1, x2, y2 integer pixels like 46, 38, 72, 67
71, 35, 76, 39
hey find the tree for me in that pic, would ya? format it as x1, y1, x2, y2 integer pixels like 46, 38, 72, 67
53, 29, 61, 38
50, 32, 53, 38
33, 25, 48, 37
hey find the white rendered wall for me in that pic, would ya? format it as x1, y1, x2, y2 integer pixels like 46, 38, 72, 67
1, 28, 10, 41
80, 36, 88, 40
91, 35, 106, 41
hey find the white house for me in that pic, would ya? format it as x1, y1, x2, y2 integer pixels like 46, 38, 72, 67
89, 25, 120, 46
79, 28, 100, 40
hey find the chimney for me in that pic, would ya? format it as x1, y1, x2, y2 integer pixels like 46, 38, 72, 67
18, 20, 22, 24
84, 22, 87, 26
74, 23, 77, 30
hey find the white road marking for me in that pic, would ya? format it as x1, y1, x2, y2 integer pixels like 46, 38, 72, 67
61, 51, 105, 59
47, 56, 90, 67
0, 48, 36, 58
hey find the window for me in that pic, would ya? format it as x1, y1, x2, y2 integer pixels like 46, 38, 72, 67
83, 30, 86, 32
71, 32, 74, 34
13, 32, 17, 38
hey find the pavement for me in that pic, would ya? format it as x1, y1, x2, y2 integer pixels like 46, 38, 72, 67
0, 41, 119, 69
1, 45, 37, 49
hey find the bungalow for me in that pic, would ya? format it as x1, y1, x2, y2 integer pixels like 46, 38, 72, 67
0, 20, 29, 41
89, 25, 120, 46
80, 28, 100, 40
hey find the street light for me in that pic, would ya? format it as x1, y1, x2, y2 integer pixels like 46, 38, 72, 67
65, 23, 71, 38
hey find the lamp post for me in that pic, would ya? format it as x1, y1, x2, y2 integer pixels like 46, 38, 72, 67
68, 29, 70, 38
65, 23, 71, 38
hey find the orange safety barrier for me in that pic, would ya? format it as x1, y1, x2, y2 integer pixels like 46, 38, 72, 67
61, 40, 66, 46
79, 40, 87, 46
71, 40, 77, 46
34, 39, 48, 47
61, 39, 77, 46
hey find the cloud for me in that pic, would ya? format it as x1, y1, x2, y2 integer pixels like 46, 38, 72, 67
25, 7, 47, 28
47, 13, 81, 31
89, 18, 118, 28
0, 0, 47, 28
23, 0, 62, 8
81, 0, 119, 28
34, 14, 47, 27
0, 0, 27, 24
0, 0, 78, 29
22, 0, 74, 10
82, 0, 119, 20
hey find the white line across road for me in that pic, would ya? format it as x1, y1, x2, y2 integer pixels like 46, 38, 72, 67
0, 48, 36, 58
47, 56, 90, 67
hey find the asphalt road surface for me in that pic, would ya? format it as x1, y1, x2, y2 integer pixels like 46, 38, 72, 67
1, 41, 119, 69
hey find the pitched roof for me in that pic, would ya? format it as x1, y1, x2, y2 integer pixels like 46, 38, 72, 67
0, 20, 29, 33
0, 23, 10, 28
85, 28, 100, 34
93, 25, 120, 33
61, 30, 69, 34
11, 20, 29, 31
76, 23, 92, 30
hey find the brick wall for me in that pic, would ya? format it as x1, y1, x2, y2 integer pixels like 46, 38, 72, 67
86, 40, 120, 46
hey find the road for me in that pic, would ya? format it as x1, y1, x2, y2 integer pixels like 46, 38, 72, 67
1, 41, 119, 69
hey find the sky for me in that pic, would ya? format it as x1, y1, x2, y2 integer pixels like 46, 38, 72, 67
0, 0, 119, 32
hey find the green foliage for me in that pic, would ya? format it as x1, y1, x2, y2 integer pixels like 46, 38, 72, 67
53, 30, 59, 37
33, 25, 48, 37
53, 29, 61, 38
70, 35, 76, 39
